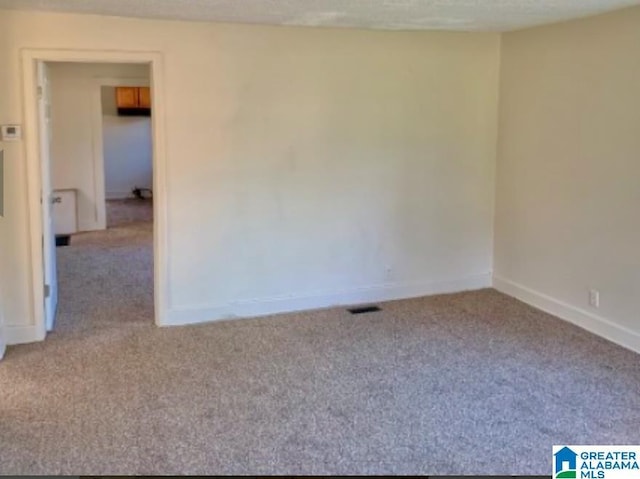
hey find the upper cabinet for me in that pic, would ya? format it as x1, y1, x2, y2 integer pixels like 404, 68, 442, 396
138, 87, 151, 108
115, 87, 151, 116
115, 87, 138, 108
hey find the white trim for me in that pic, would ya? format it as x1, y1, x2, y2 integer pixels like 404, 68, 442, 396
105, 191, 134, 200
149, 54, 170, 326
22, 53, 44, 341
90, 76, 151, 230
165, 273, 492, 326
493, 275, 640, 355
21, 48, 170, 340
0, 311, 5, 359
5, 325, 45, 345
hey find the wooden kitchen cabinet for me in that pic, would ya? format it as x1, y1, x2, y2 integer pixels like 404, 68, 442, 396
138, 87, 151, 108
115, 87, 139, 108
115, 86, 151, 115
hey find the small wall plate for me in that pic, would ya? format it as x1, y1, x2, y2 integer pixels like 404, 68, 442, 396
1, 125, 22, 141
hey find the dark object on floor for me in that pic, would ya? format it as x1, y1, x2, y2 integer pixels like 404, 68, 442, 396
55, 234, 70, 247
132, 187, 153, 200
347, 305, 382, 314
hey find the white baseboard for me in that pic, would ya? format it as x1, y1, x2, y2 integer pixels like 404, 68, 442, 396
493, 275, 640, 355
105, 191, 132, 200
0, 310, 5, 358
166, 273, 492, 327
5, 324, 44, 345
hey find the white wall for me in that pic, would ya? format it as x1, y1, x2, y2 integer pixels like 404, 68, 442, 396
494, 6, 640, 352
101, 86, 152, 199
0, 10, 500, 343
48, 62, 150, 230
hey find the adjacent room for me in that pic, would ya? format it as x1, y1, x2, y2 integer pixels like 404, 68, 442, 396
47, 62, 154, 334
0, 0, 638, 475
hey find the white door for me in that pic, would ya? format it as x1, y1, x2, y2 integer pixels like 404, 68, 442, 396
37, 61, 58, 332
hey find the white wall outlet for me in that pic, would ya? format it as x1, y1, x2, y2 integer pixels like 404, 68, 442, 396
589, 289, 600, 308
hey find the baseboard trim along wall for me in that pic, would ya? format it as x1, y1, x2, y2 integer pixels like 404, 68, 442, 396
5, 324, 44, 346
493, 275, 640, 355
6, 273, 492, 344
0, 327, 5, 360
166, 273, 492, 327
105, 191, 133, 200
0, 308, 5, 358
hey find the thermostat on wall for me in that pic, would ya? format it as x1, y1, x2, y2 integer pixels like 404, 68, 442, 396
1, 125, 22, 141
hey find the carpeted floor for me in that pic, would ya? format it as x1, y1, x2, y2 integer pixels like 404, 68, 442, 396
1, 218, 639, 474
106, 198, 153, 228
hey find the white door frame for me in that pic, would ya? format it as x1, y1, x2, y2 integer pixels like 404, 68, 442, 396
91, 76, 151, 229
21, 49, 169, 339
37, 61, 58, 332
0, 301, 6, 359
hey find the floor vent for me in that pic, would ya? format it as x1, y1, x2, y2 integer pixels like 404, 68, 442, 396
55, 235, 70, 247
347, 305, 381, 315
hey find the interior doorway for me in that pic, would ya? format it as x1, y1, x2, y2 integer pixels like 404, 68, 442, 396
21, 50, 168, 341
101, 83, 154, 231
46, 63, 154, 334
100, 81, 155, 237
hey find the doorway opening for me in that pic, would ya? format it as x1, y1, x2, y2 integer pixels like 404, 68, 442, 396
101, 83, 154, 230
50, 63, 154, 334
22, 50, 168, 341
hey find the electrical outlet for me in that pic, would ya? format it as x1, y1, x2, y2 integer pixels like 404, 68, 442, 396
589, 289, 600, 308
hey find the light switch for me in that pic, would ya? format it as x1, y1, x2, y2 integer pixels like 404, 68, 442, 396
1, 125, 22, 141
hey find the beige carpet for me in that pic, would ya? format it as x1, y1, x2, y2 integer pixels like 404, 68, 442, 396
106, 198, 153, 228
1, 220, 639, 474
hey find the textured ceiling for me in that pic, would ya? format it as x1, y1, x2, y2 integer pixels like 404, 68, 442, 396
0, 0, 638, 31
